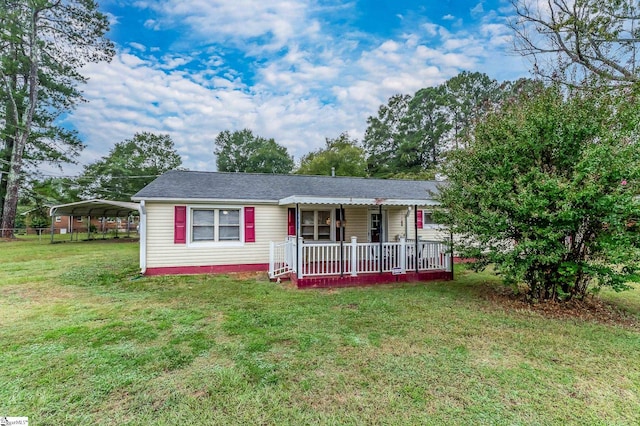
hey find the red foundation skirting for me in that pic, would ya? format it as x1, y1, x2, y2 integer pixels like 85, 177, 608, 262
144, 263, 269, 276
291, 270, 453, 289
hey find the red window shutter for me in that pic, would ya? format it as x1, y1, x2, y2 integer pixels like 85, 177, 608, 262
417, 209, 424, 229
244, 207, 255, 242
287, 208, 296, 236
174, 206, 186, 244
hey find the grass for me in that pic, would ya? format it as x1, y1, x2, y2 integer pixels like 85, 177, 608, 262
1, 239, 639, 425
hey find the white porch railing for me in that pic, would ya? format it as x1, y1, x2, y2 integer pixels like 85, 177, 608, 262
269, 236, 297, 278
269, 236, 451, 279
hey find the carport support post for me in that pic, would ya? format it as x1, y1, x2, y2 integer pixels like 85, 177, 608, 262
88, 215, 91, 240
50, 211, 55, 243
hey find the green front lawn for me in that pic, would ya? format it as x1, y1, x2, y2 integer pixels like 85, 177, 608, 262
1, 239, 638, 424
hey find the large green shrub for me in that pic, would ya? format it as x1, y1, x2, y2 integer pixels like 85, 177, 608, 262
437, 85, 640, 301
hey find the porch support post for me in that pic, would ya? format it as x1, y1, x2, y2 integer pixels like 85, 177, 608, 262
88, 215, 91, 240
414, 205, 419, 273
339, 204, 344, 277
269, 241, 275, 278
379, 204, 383, 274
296, 203, 300, 276
297, 237, 304, 278
350, 236, 357, 276
400, 237, 406, 273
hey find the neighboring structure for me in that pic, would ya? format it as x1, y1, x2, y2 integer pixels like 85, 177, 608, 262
49, 199, 141, 240
132, 171, 452, 288
51, 214, 139, 235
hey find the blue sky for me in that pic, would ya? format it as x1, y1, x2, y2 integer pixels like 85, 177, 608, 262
60, 0, 532, 174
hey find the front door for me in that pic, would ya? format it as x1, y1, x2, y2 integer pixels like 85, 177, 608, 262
369, 211, 385, 243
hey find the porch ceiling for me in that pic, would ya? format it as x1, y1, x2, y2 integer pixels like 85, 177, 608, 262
278, 196, 439, 206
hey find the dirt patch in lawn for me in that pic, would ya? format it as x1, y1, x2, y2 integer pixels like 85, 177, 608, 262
478, 284, 640, 329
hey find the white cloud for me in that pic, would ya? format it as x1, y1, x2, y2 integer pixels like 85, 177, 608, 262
60, 0, 530, 175
129, 42, 146, 52
143, 19, 160, 30
471, 2, 485, 17
136, 0, 315, 52
442, 14, 455, 21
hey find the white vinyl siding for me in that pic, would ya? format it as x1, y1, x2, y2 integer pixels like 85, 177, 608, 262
145, 203, 287, 268
343, 207, 367, 242
387, 207, 447, 242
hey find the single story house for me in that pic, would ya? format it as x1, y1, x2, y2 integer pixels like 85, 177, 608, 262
132, 171, 452, 288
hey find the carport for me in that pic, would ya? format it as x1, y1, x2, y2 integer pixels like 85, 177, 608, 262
49, 199, 141, 242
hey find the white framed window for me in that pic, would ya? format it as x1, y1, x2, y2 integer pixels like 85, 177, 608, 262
422, 210, 438, 228
55, 216, 61, 222
190, 207, 241, 244
75, 216, 83, 222
301, 209, 332, 241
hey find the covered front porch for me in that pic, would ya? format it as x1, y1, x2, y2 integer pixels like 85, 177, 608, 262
269, 194, 453, 288
270, 236, 452, 288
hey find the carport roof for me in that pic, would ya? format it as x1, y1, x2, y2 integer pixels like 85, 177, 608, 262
49, 199, 141, 217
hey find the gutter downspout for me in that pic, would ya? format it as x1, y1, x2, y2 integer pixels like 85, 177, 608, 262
139, 200, 147, 274
404, 207, 411, 241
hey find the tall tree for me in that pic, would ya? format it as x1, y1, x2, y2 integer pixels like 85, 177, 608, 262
510, 0, 640, 85
443, 71, 503, 149
214, 129, 294, 174
77, 133, 182, 201
0, 0, 114, 236
296, 132, 367, 177
363, 72, 506, 177
437, 84, 640, 302
403, 85, 451, 168
363, 94, 412, 177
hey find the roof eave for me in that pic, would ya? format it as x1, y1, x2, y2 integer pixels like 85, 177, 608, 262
130, 196, 279, 205
278, 196, 439, 206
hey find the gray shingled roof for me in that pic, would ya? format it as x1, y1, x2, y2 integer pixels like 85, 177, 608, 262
132, 170, 442, 203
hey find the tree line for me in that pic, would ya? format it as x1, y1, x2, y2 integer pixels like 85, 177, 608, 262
214, 72, 538, 179
3, 0, 639, 304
